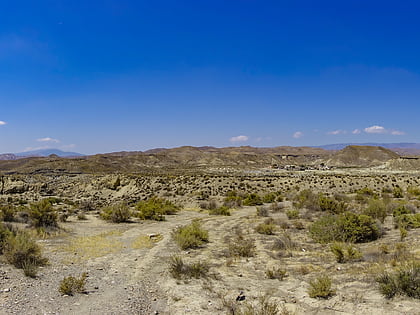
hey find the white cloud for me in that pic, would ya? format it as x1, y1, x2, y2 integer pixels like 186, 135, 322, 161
364, 125, 387, 134
37, 137, 60, 143
230, 135, 249, 143
293, 131, 303, 139
327, 130, 346, 135
352, 129, 361, 134
363, 125, 405, 136
0, 121, 7, 125
391, 130, 405, 136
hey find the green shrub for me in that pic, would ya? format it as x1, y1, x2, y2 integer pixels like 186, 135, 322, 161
330, 242, 362, 263
224, 190, 243, 208
393, 187, 404, 198
310, 212, 381, 243
407, 186, 420, 197
256, 222, 276, 235
169, 255, 209, 279
100, 202, 131, 223
0, 222, 14, 254
363, 199, 387, 223
318, 194, 347, 214
136, 197, 179, 221
209, 205, 231, 216
395, 213, 420, 229
3, 230, 48, 276
308, 275, 335, 299
392, 205, 411, 217
294, 189, 319, 211
262, 193, 277, 203
0, 205, 17, 222
172, 220, 209, 250
243, 193, 263, 206
59, 273, 87, 295
376, 262, 420, 299
28, 199, 58, 229
286, 209, 299, 219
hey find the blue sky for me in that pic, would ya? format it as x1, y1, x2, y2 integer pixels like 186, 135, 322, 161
1, 0, 420, 154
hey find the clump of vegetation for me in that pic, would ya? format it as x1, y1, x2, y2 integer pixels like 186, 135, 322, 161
256, 220, 276, 235
286, 209, 299, 219
256, 206, 270, 217
223, 190, 243, 208
318, 194, 347, 214
200, 199, 218, 210
363, 199, 387, 223
136, 197, 179, 221
243, 193, 263, 206
310, 212, 381, 243
308, 275, 335, 299
272, 232, 296, 252
266, 267, 287, 280
172, 220, 209, 250
262, 192, 277, 203
235, 294, 281, 315
209, 205, 231, 216
393, 186, 404, 198
330, 242, 362, 263
394, 213, 420, 229
227, 232, 256, 257
100, 202, 131, 223
59, 273, 87, 295
0, 204, 17, 222
3, 229, 48, 277
376, 262, 420, 299
169, 255, 209, 279
28, 199, 58, 229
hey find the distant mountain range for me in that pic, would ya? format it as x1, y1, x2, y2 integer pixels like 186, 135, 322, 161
0, 149, 84, 160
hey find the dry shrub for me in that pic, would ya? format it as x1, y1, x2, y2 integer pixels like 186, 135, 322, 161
172, 220, 209, 250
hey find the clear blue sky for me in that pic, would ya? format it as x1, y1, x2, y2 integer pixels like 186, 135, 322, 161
1, 0, 420, 154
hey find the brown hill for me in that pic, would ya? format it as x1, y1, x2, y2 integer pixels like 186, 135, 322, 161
327, 145, 400, 167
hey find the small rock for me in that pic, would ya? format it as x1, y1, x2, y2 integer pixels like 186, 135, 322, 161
3, 288, 11, 293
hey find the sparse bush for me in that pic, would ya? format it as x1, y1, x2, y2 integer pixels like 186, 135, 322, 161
243, 193, 263, 206
77, 212, 87, 220
200, 199, 218, 210
256, 206, 270, 217
28, 199, 58, 229
59, 273, 87, 295
286, 209, 299, 220
0, 222, 14, 254
272, 232, 295, 252
266, 267, 287, 280
376, 262, 420, 299
310, 212, 381, 243
363, 199, 387, 223
209, 205, 231, 216
407, 186, 420, 197
224, 190, 243, 208
0, 204, 17, 222
330, 242, 362, 263
169, 255, 209, 279
136, 197, 179, 221
173, 220, 209, 250
100, 202, 131, 223
236, 294, 280, 315
395, 213, 420, 229
3, 230, 48, 276
393, 187, 404, 198
227, 233, 256, 257
262, 193, 277, 203
269, 202, 284, 212
392, 205, 411, 218
308, 275, 335, 299
256, 222, 276, 235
